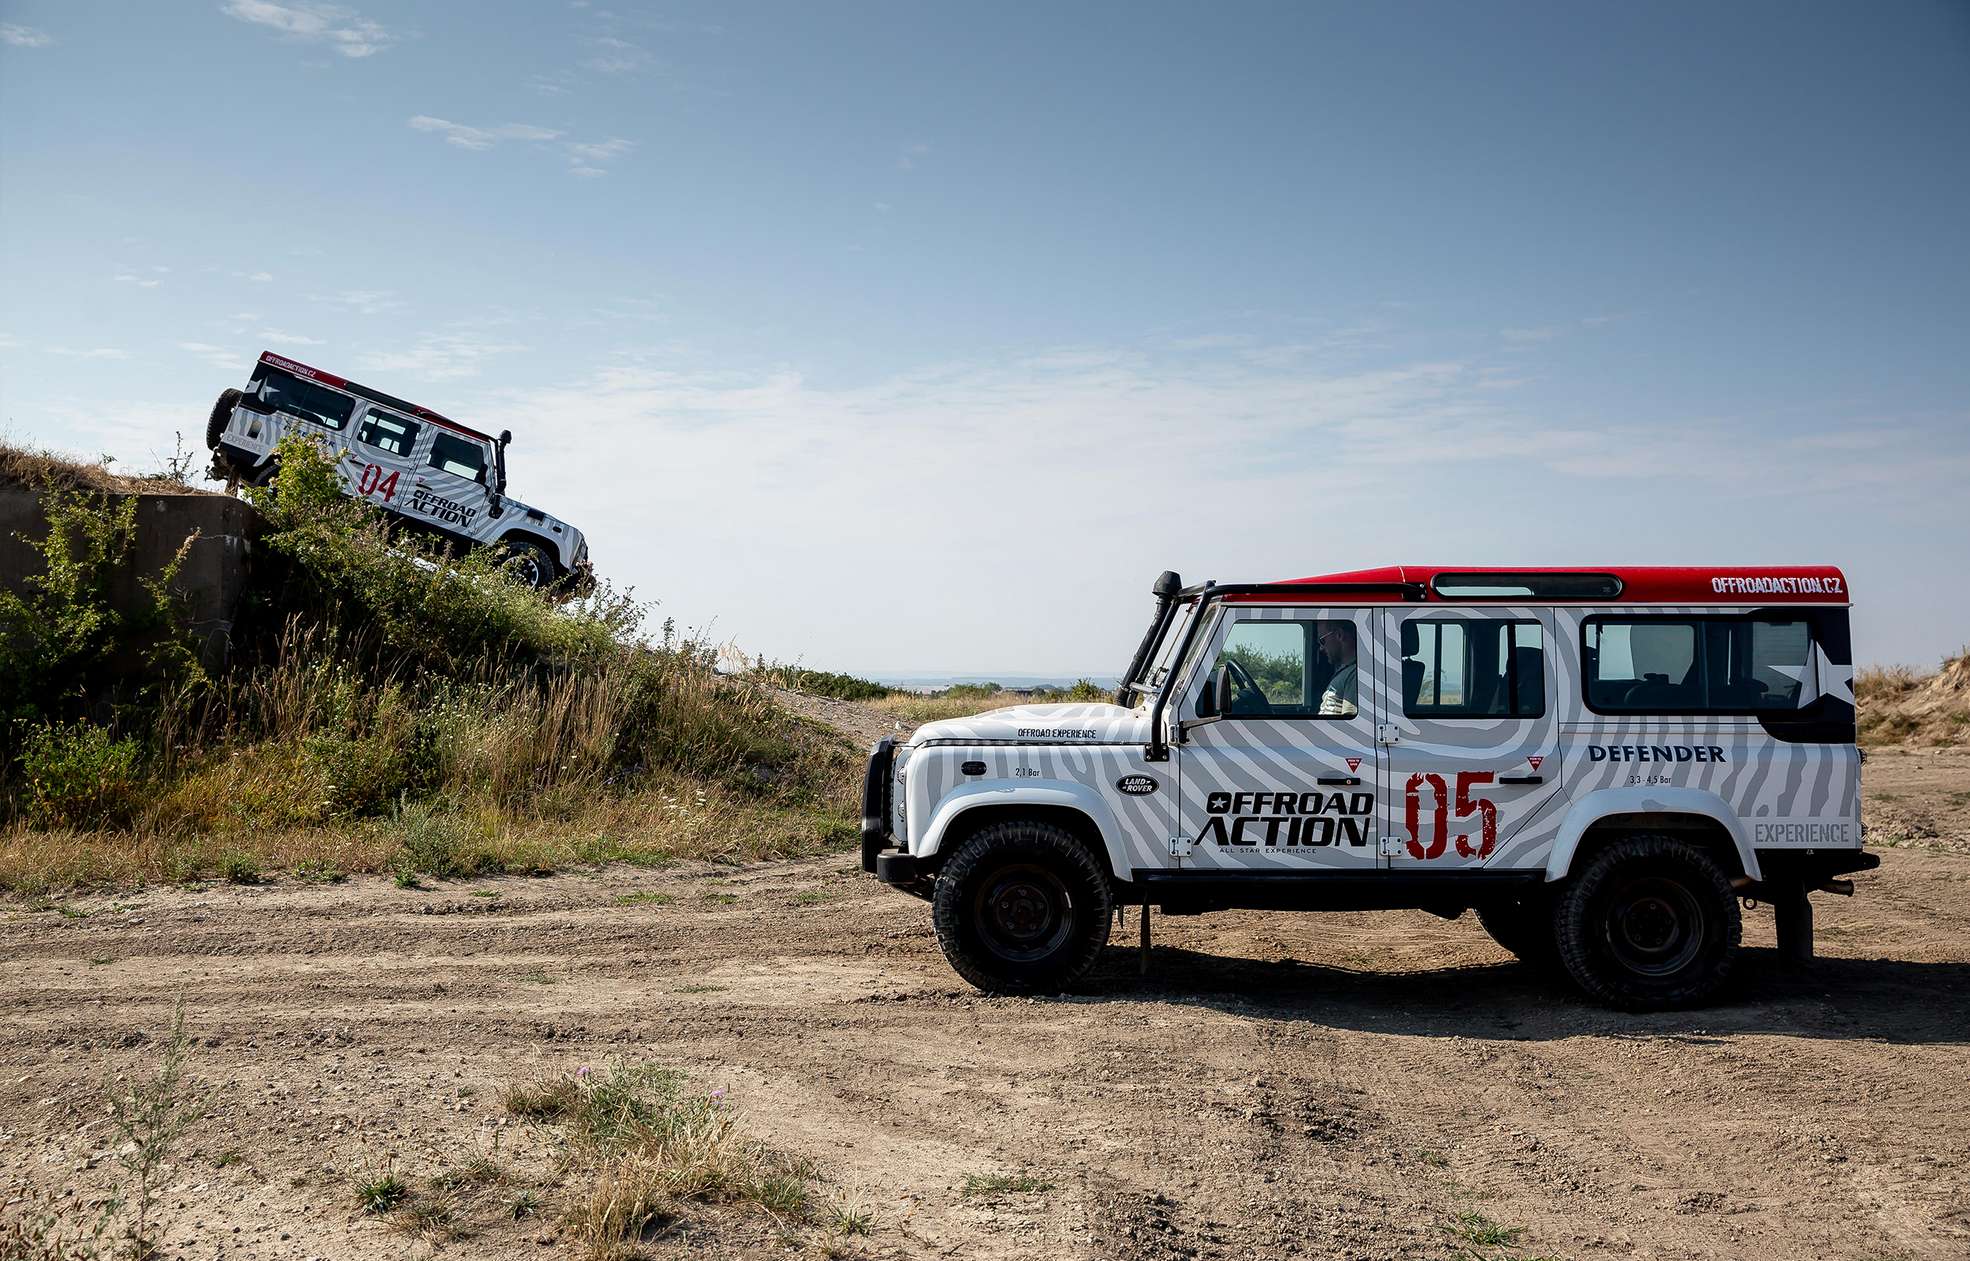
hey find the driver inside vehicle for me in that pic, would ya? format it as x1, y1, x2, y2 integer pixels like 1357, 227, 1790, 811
1317, 623, 1359, 717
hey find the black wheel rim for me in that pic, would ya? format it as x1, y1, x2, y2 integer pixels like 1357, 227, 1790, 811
510, 554, 545, 586
971, 862, 1074, 964
1604, 875, 1704, 977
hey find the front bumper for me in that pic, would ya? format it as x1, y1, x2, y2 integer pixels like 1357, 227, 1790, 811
860, 737, 918, 883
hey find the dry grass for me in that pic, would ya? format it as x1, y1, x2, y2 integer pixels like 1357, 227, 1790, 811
0, 438, 200, 495
496, 1062, 834, 1259
866, 691, 1058, 725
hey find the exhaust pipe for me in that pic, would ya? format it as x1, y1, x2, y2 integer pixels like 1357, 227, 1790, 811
1818, 878, 1855, 897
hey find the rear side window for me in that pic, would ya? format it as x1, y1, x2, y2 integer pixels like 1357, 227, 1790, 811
356, 408, 421, 456
1402, 618, 1544, 718
427, 432, 486, 482
1584, 617, 1811, 713
250, 365, 354, 431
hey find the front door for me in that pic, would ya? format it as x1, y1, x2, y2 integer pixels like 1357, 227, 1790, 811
1377, 608, 1563, 871
1174, 606, 1383, 872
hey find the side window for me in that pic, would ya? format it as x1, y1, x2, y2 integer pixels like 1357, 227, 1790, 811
427, 432, 487, 482
1202, 618, 1358, 719
250, 365, 355, 431
1402, 619, 1544, 718
356, 408, 421, 457
1584, 617, 1812, 713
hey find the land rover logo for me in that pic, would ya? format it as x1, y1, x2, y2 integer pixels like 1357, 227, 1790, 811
1116, 774, 1160, 796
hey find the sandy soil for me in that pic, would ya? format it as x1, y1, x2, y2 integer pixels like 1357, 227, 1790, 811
3, 726, 1966, 1260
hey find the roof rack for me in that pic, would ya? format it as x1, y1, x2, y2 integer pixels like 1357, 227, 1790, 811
1429, 572, 1622, 600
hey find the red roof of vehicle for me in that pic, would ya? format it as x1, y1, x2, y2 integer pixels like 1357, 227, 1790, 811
1239, 565, 1850, 605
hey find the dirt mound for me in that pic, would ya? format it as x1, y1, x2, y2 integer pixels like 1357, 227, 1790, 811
1859, 651, 1970, 746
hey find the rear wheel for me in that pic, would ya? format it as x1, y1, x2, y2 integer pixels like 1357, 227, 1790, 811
206, 388, 241, 451
498, 539, 558, 590
1554, 835, 1740, 1010
932, 819, 1113, 994
1474, 894, 1560, 969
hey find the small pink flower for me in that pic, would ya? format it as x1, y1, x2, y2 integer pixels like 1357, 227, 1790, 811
709, 1088, 726, 1104
576, 1066, 591, 1078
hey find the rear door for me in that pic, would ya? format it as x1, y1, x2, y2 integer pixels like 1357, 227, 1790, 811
1174, 606, 1383, 872
1377, 608, 1564, 871
347, 405, 423, 514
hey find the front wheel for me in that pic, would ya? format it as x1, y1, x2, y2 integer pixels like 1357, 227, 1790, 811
932, 820, 1113, 994
498, 539, 558, 590
1554, 835, 1741, 1010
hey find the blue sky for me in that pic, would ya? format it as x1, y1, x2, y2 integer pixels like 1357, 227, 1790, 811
3, 1, 1968, 674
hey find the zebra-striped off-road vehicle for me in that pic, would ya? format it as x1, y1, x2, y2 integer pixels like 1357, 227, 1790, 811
207, 351, 591, 592
862, 566, 1875, 1009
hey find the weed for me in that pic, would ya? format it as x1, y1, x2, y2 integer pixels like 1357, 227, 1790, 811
824, 1195, 876, 1235
701, 892, 739, 906
54, 903, 88, 920
509, 1188, 542, 1219
88, 955, 113, 967
1419, 1149, 1449, 1168
791, 889, 841, 906
614, 891, 674, 907
1448, 1210, 1521, 1248
502, 1076, 579, 1121
354, 1169, 408, 1214
398, 1194, 464, 1243
15, 723, 144, 830
220, 850, 262, 885
962, 1172, 1053, 1196
470, 888, 500, 898
213, 1149, 244, 1169
292, 858, 346, 884
674, 984, 727, 994
106, 999, 209, 1257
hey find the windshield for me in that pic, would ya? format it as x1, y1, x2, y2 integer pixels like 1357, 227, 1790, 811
249, 364, 356, 431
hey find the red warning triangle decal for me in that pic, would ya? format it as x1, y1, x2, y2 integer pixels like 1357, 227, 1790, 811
1527, 755, 1544, 770
1345, 757, 1361, 772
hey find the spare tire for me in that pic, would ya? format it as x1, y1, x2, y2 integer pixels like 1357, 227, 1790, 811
206, 389, 242, 451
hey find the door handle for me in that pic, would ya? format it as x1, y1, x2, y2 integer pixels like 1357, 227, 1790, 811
1499, 774, 1544, 785
1317, 776, 1361, 786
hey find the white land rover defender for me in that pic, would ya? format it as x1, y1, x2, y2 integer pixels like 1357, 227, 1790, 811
206, 352, 592, 591
861, 566, 1875, 1009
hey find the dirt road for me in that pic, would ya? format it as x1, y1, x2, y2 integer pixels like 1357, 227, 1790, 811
4, 741, 1967, 1260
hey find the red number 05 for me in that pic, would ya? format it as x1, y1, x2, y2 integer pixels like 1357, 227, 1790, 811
1403, 771, 1497, 860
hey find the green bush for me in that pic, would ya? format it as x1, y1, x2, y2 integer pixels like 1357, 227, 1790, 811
762, 666, 892, 702
15, 721, 143, 827
390, 800, 501, 879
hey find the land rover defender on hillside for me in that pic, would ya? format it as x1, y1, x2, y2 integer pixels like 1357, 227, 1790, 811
861, 566, 1875, 1009
206, 352, 591, 591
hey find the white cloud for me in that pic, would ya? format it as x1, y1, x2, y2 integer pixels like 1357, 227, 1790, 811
1499, 326, 1560, 345
221, 1, 394, 58
568, 138, 633, 164
239, 270, 275, 283
898, 142, 930, 171
357, 331, 527, 382
48, 347, 131, 360
408, 115, 563, 151
1, 23, 53, 47
309, 289, 403, 315
258, 328, 325, 346
113, 273, 161, 289
179, 341, 243, 371
584, 35, 648, 74
569, 165, 608, 178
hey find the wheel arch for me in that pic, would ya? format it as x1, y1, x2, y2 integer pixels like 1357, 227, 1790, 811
917, 782, 1127, 884
1544, 787, 1760, 883
490, 527, 565, 572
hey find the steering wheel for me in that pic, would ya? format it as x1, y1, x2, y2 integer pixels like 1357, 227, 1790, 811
1223, 657, 1272, 715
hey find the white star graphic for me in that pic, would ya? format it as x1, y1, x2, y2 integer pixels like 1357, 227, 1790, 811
1767, 642, 1854, 707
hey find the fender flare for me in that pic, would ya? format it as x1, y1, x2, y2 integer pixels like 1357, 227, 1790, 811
1543, 786, 1761, 883
916, 779, 1131, 882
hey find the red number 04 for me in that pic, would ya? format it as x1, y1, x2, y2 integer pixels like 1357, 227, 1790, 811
356, 463, 400, 502
1403, 771, 1497, 860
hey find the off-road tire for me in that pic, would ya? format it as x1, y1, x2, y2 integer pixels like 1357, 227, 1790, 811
932, 819, 1113, 995
1554, 835, 1741, 1010
499, 539, 558, 590
206, 389, 241, 452
1474, 894, 1560, 970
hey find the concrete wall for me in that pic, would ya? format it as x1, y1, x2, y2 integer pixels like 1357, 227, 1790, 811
0, 485, 261, 671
